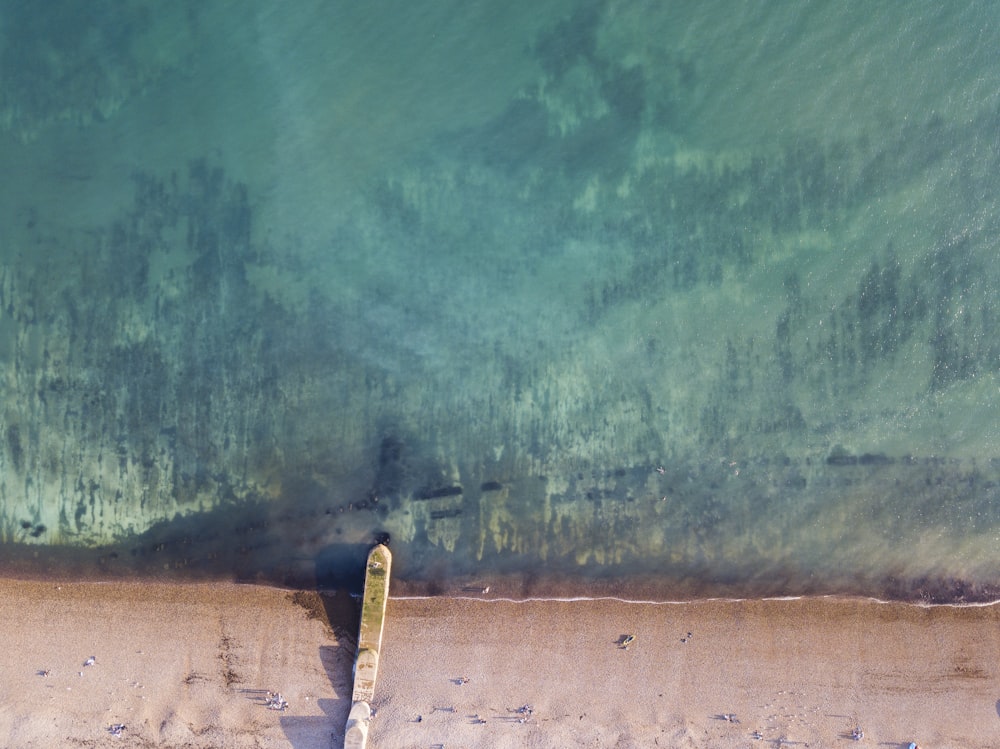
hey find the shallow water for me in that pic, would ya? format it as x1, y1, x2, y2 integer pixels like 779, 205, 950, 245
1, 0, 999, 601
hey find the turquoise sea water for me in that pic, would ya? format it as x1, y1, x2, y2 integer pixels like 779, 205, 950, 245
1, 0, 999, 601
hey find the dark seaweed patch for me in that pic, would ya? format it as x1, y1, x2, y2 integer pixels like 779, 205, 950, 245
826, 453, 858, 466
826, 452, 892, 467
416, 486, 464, 500
858, 453, 892, 466
6, 424, 22, 472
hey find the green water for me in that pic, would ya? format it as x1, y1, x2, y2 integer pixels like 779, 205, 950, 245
1, 0, 999, 600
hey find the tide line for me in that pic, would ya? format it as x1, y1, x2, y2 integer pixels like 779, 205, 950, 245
388, 593, 1000, 608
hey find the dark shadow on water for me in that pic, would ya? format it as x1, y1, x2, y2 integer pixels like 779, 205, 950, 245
314, 542, 374, 593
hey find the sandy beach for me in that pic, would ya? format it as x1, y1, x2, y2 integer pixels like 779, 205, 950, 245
373, 597, 1000, 749
0, 579, 355, 749
3, 578, 1000, 748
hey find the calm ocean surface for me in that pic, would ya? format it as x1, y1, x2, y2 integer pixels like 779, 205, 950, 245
1, 1, 999, 601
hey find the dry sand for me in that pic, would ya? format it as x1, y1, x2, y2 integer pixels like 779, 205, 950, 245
0, 579, 355, 749
373, 597, 1000, 749
3, 578, 1000, 748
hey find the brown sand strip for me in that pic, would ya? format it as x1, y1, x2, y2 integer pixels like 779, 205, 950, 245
0, 578, 355, 749
371, 596, 1000, 748
3, 578, 1000, 748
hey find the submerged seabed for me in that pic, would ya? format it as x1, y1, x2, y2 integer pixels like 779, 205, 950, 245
3, 451, 1000, 605
1, 1, 1000, 603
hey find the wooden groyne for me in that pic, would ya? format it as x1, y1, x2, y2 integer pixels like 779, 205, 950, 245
344, 543, 392, 749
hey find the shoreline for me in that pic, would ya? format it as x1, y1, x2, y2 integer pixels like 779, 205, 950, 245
2, 576, 1000, 747
5, 539, 1000, 606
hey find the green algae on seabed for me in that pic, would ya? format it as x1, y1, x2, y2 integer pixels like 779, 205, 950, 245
2, 1, 1000, 604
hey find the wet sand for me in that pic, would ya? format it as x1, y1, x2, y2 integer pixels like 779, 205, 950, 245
3, 578, 1000, 748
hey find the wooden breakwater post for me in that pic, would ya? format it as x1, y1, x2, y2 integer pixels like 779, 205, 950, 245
344, 543, 392, 749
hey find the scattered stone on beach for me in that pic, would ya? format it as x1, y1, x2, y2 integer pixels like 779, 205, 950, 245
264, 691, 288, 711
506, 704, 535, 723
